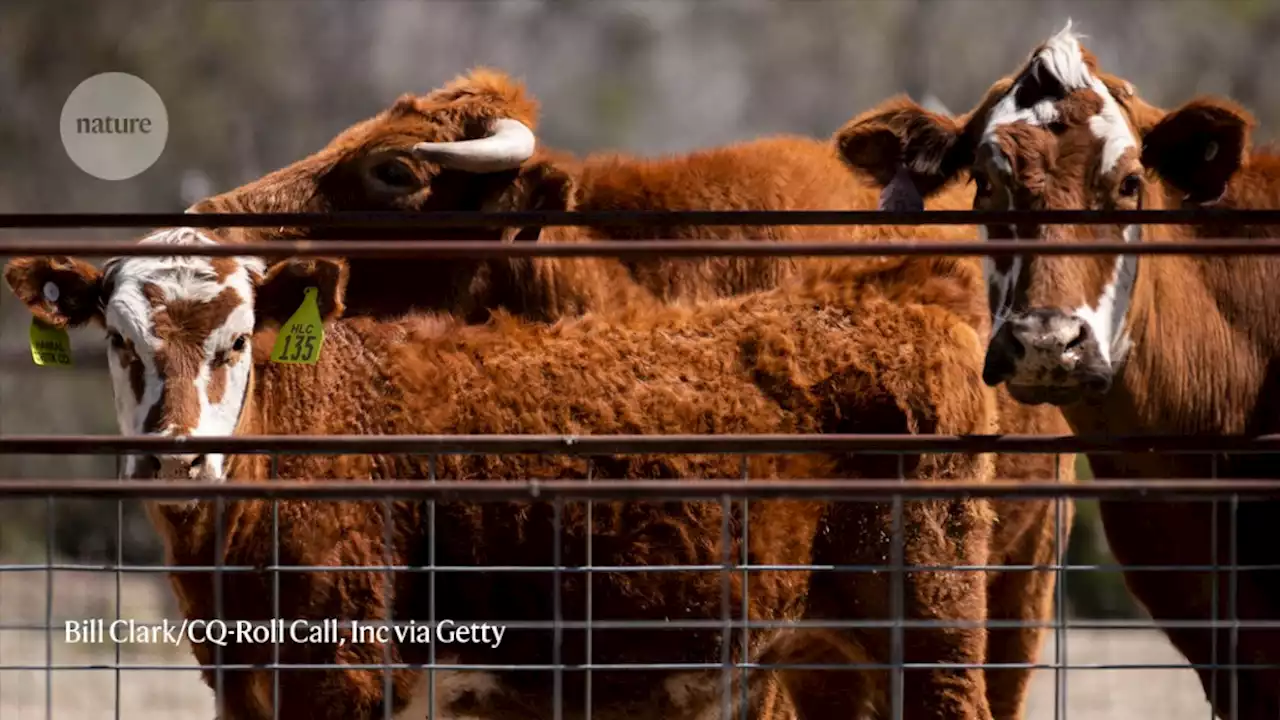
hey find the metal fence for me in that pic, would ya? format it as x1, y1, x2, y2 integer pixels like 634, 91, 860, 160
1, 208, 1278, 720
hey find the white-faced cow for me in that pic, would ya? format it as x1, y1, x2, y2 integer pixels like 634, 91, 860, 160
836, 20, 1280, 720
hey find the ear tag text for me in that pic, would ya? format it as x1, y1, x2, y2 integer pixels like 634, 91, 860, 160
270, 287, 324, 365
29, 318, 72, 367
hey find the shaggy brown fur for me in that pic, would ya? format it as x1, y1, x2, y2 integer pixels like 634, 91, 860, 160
189, 67, 976, 322
836, 89, 1076, 720
835, 28, 1280, 720
10, 249, 1005, 720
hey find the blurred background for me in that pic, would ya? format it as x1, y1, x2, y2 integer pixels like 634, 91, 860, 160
1, 1, 1276, 716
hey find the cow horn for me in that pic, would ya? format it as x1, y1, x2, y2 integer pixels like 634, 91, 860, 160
411, 118, 536, 173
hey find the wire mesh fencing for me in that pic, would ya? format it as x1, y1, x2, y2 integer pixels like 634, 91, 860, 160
2, 209, 1278, 720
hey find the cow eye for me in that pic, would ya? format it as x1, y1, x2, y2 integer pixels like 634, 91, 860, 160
1118, 173, 1142, 198
231, 335, 247, 353
107, 331, 125, 349
369, 158, 419, 190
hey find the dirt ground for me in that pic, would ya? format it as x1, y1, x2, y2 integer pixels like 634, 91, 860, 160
0, 569, 1215, 719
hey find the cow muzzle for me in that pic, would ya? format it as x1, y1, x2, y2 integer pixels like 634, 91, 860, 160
129, 453, 212, 481
982, 308, 1112, 406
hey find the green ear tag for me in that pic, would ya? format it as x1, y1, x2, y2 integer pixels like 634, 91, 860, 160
29, 318, 72, 367
269, 287, 325, 365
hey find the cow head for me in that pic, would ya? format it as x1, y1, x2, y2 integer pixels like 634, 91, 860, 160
190, 68, 572, 227
4, 229, 346, 488
836, 21, 1247, 406
187, 68, 575, 318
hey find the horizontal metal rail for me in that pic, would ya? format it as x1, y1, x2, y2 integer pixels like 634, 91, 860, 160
10, 661, 1265, 673
13, 618, 1280, 632
7, 561, 1275, 574
2, 208, 1280, 229
7, 238, 1280, 259
1, 432, 1278, 455
2, 478, 1280, 500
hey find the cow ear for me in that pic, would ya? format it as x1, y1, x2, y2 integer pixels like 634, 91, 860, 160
254, 257, 348, 328
3, 256, 104, 328
835, 95, 970, 197
1141, 97, 1253, 204
480, 158, 576, 243
877, 166, 925, 213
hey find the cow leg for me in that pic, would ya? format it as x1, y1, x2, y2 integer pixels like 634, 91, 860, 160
789, 497, 994, 720
898, 497, 995, 720
982, 497, 1070, 720
1100, 500, 1222, 713
1231, 500, 1280, 720
983, 398, 1074, 720
1203, 499, 1280, 720
1099, 498, 1280, 720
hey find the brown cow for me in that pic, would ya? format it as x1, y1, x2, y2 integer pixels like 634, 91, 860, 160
188, 67, 978, 321
835, 20, 1280, 720
8, 228, 1004, 720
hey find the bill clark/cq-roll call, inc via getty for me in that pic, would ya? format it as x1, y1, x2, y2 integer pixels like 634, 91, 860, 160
65, 618, 507, 649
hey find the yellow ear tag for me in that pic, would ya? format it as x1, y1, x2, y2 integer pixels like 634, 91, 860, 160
29, 318, 72, 367
269, 287, 325, 365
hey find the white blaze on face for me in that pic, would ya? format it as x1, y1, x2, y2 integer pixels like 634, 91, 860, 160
982, 21, 1139, 162
1071, 226, 1140, 369
102, 228, 264, 481
976, 21, 1142, 362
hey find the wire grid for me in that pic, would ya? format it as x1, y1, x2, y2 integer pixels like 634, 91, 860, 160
3, 209, 1280, 720
3, 451, 1274, 720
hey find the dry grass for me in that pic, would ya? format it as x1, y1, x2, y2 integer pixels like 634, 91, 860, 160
0, 566, 1214, 719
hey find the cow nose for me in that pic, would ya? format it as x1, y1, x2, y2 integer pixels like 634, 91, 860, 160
155, 454, 207, 480
130, 454, 163, 480
982, 310, 1092, 387
1010, 310, 1090, 357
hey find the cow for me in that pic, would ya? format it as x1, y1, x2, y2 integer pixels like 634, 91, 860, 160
187, 67, 979, 322
7, 228, 1006, 720
833, 20, 1280, 720
189, 67, 1076, 719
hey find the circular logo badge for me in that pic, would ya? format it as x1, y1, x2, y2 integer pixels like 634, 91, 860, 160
60, 72, 169, 181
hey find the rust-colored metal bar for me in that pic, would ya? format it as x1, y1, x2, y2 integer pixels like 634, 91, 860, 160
2, 208, 1279, 229
0, 478, 1279, 500
2, 433, 1280, 455
6, 238, 1280, 259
